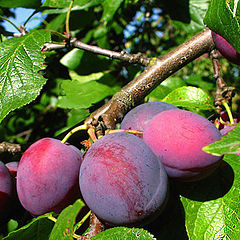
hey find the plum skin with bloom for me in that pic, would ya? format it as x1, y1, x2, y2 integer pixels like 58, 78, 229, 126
79, 132, 168, 226
120, 101, 178, 134
143, 109, 223, 181
16, 138, 83, 216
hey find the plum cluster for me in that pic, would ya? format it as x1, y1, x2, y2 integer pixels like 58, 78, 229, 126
2, 101, 224, 228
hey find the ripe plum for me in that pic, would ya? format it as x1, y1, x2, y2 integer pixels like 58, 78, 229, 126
120, 101, 178, 134
143, 109, 222, 181
79, 132, 168, 226
0, 161, 13, 222
16, 138, 83, 216
212, 31, 240, 65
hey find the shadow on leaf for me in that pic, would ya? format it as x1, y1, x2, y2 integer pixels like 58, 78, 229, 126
173, 160, 234, 201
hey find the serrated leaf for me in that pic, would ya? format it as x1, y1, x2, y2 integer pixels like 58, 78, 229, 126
3, 214, 54, 240
0, 0, 41, 8
204, 0, 240, 53
101, 0, 124, 22
0, 30, 51, 123
57, 79, 115, 109
203, 123, 240, 156
49, 199, 85, 240
92, 227, 156, 240
162, 86, 214, 110
181, 154, 240, 240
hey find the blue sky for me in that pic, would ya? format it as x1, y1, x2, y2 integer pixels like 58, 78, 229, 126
2, 8, 43, 32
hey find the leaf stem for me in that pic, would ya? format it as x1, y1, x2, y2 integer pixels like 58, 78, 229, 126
66, 0, 75, 38
222, 101, 235, 125
61, 124, 88, 144
0, 16, 20, 33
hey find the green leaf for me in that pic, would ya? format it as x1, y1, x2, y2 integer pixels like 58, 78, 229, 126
0, 0, 41, 8
203, 123, 240, 156
3, 214, 54, 240
60, 49, 85, 70
165, 0, 210, 33
162, 86, 214, 110
0, 30, 51, 123
69, 70, 108, 83
181, 154, 240, 239
49, 199, 85, 240
43, 0, 102, 9
92, 227, 156, 240
184, 75, 214, 91
204, 0, 240, 53
57, 79, 115, 109
101, 0, 124, 22
148, 77, 186, 101
67, 108, 89, 126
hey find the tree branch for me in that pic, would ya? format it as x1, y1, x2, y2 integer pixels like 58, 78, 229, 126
85, 28, 216, 129
42, 39, 151, 66
0, 142, 21, 154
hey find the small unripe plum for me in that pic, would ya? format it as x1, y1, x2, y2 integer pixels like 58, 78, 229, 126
16, 138, 83, 216
0, 161, 13, 222
6, 161, 19, 177
212, 31, 240, 65
143, 109, 222, 181
121, 101, 178, 135
79, 132, 168, 226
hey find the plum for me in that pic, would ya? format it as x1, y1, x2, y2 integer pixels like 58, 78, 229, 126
143, 109, 222, 181
79, 132, 168, 226
0, 161, 13, 222
16, 138, 83, 216
212, 31, 240, 65
120, 101, 178, 135
5, 161, 19, 178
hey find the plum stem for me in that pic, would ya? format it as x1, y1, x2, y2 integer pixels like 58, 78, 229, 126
87, 128, 98, 142
47, 215, 57, 222
106, 129, 144, 136
74, 210, 91, 232
61, 124, 88, 144
222, 101, 235, 125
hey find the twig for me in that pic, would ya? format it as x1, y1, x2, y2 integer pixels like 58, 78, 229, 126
42, 39, 151, 66
210, 50, 235, 113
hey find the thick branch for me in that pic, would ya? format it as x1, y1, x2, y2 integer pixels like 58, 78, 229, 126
42, 39, 151, 66
85, 28, 216, 129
